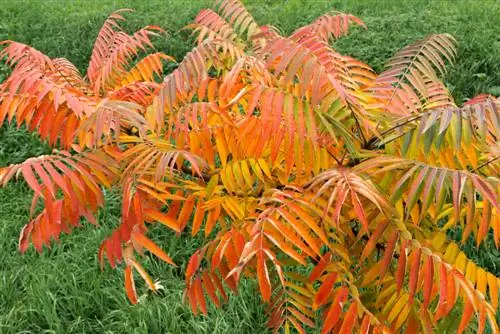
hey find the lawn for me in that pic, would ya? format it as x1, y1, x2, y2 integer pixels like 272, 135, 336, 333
0, 0, 499, 333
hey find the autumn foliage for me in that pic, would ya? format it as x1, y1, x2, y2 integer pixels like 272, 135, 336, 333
1, 1, 499, 332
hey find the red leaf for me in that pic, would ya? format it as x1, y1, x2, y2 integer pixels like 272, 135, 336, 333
361, 221, 388, 261
187, 283, 198, 315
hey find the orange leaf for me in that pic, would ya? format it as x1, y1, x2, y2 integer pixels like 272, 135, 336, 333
187, 283, 198, 315
380, 231, 398, 280
143, 208, 181, 232
351, 191, 369, 233
205, 205, 221, 237
487, 273, 498, 310
124, 265, 138, 304
457, 299, 474, 334
408, 248, 421, 304
257, 250, 271, 302
202, 271, 220, 307
422, 256, 434, 308
360, 315, 371, 334
313, 272, 338, 310
132, 232, 176, 266
194, 276, 207, 315
405, 313, 420, 334
191, 200, 205, 236
129, 259, 156, 292
309, 252, 332, 282
395, 240, 407, 292
211, 272, 228, 302
322, 286, 348, 334
186, 250, 202, 282
435, 263, 448, 320
21, 164, 42, 196
339, 301, 358, 333
477, 304, 486, 334
361, 221, 388, 261
178, 197, 195, 231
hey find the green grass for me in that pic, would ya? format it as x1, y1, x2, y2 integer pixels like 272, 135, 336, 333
0, 0, 499, 333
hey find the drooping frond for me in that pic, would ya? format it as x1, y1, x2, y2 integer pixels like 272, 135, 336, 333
355, 155, 499, 245
1, 2, 498, 332
425, 231, 500, 309
0, 40, 53, 71
77, 100, 148, 148
290, 12, 366, 43
214, 0, 260, 40
261, 34, 349, 104
0, 12, 169, 149
87, 9, 132, 87
260, 32, 379, 144
117, 135, 207, 181
119, 52, 175, 87
108, 81, 161, 106
152, 39, 243, 132
98, 177, 178, 303
0, 93, 86, 149
186, 9, 239, 45
379, 96, 499, 149
0, 42, 95, 147
361, 233, 499, 333
373, 34, 457, 114
0, 151, 116, 252
53, 58, 87, 89
90, 25, 165, 94
184, 229, 244, 313
306, 167, 391, 231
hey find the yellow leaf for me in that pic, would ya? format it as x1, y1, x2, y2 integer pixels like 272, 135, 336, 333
387, 293, 408, 324
465, 261, 477, 285
205, 175, 219, 197
257, 158, 272, 179
240, 161, 254, 189
144, 208, 181, 232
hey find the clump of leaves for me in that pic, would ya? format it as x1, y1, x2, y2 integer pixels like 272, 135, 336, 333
0, 1, 499, 333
